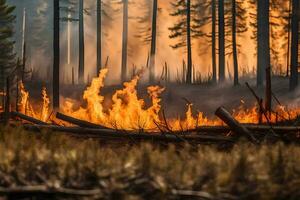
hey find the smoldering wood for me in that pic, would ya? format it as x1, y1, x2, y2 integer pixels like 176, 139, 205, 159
22, 125, 235, 143
215, 106, 259, 144
11, 111, 48, 125
56, 112, 109, 129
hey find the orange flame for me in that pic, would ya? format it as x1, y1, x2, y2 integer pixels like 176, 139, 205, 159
19, 82, 50, 122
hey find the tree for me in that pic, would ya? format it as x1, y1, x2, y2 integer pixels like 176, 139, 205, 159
78, 0, 84, 84
218, 0, 225, 82
0, 0, 15, 89
149, 0, 158, 83
225, 0, 247, 86
121, 0, 128, 82
169, 0, 195, 84
289, 0, 299, 90
53, 0, 60, 108
97, 0, 102, 74
211, 0, 216, 83
257, 0, 270, 87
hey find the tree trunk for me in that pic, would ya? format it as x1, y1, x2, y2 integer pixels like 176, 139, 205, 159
149, 0, 158, 83
121, 0, 128, 82
218, 0, 225, 82
289, 0, 299, 90
257, 0, 270, 87
53, 0, 60, 109
211, 0, 217, 83
186, 0, 192, 84
232, 0, 239, 86
21, 8, 26, 82
286, 0, 292, 77
97, 0, 102, 74
78, 0, 85, 84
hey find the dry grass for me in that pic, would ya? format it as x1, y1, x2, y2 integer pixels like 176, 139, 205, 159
1, 126, 300, 199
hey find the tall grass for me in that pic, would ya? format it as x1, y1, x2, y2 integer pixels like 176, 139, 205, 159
0, 126, 300, 199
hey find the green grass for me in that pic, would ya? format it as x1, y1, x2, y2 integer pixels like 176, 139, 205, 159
1, 126, 300, 199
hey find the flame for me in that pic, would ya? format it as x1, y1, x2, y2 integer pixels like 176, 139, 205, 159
62, 69, 300, 131
19, 82, 50, 122
17, 70, 300, 131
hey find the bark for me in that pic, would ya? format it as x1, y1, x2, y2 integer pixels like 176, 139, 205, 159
218, 0, 225, 82
78, 0, 85, 84
53, 0, 60, 109
186, 0, 192, 84
23, 125, 234, 143
11, 111, 48, 125
97, 0, 102, 74
56, 112, 109, 129
257, 0, 270, 87
149, 0, 158, 83
215, 107, 259, 144
232, 0, 239, 86
121, 0, 128, 82
212, 0, 217, 83
289, 0, 299, 90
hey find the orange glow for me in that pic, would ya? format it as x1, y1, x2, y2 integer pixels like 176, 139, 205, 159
61, 69, 300, 131
19, 82, 50, 122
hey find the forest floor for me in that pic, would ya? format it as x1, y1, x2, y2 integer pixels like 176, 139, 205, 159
0, 126, 300, 199
25, 75, 300, 118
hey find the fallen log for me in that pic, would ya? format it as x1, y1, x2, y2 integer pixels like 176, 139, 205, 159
215, 107, 259, 144
22, 125, 235, 143
191, 125, 300, 134
11, 111, 48, 125
0, 185, 102, 196
56, 112, 109, 129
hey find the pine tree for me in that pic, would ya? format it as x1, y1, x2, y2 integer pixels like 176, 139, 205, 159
218, 0, 225, 82
0, 0, 15, 88
78, 0, 84, 84
121, 0, 128, 82
53, 0, 60, 108
169, 0, 196, 84
225, 0, 247, 85
289, 0, 299, 90
97, 0, 102, 74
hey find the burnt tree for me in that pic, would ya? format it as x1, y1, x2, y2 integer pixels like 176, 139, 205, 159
289, 0, 299, 90
97, 0, 102, 74
231, 0, 238, 85
149, 0, 158, 83
211, 0, 217, 83
121, 0, 128, 82
218, 0, 225, 82
53, 0, 60, 109
78, 0, 85, 84
257, 0, 270, 87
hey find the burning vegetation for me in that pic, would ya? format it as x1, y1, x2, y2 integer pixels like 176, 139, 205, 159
18, 69, 300, 132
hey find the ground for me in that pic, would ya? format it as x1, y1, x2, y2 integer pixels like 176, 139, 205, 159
0, 126, 300, 199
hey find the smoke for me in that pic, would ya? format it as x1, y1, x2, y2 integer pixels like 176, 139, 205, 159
8, 0, 290, 84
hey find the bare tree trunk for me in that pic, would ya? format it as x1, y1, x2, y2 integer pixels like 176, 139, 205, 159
149, 0, 158, 83
286, 0, 292, 77
218, 0, 225, 82
289, 0, 299, 90
121, 0, 128, 82
257, 0, 270, 87
212, 0, 217, 83
53, 0, 60, 109
21, 8, 26, 82
186, 0, 192, 84
97, 0, 102, 74
78, 0, 85, 84
232, 0, 239, 86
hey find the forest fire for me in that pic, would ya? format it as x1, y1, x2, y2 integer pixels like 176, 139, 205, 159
18, 70, 300, 132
